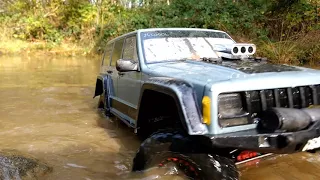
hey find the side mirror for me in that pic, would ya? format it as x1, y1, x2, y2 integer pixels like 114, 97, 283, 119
116, 59, 138, 72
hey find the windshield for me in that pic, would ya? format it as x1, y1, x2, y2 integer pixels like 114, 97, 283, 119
140, 30, 235, 63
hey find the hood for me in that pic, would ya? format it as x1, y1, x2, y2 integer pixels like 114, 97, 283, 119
146, 60, 320, 86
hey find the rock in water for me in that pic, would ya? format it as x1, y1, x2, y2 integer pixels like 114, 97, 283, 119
0, 149, 52, 180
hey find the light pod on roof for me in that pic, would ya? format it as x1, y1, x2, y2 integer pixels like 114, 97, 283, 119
230, 43, 256, 56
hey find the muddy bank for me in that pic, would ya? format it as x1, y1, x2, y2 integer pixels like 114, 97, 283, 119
0, 40, 95, 57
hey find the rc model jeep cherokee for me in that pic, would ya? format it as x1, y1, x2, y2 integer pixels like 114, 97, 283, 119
94, 28, 320, 179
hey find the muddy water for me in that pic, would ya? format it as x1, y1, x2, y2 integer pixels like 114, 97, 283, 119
0, 55, 320, 180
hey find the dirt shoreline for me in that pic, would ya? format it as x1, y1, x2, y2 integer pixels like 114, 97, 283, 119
0, 39, 98, 57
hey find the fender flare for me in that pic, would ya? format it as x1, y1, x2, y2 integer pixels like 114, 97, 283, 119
137, 77, 208, 135
94, 75, 114, 114
94, 75, 104, 98
93, 75, 113, 98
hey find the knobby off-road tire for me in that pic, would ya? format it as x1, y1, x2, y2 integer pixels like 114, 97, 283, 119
132, 129, 239, 180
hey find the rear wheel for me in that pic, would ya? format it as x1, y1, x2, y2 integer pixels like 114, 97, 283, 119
132, 130, 239, 180
98, 92, 105, 108
98, 90, 111, 116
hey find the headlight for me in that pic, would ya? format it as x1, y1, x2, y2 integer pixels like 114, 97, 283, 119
218, 93, 249, 127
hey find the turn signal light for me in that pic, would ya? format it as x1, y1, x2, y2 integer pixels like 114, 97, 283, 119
202, 96, 211, 125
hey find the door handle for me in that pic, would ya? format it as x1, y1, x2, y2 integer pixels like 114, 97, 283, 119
118, 72, 125, 76
107, 70, 113, 74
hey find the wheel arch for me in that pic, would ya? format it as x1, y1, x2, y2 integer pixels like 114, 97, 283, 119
93, 75, 111, 98
136, 77, 208, 136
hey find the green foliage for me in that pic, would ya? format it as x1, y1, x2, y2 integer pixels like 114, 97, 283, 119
264, 0, 319, 40
58, 0, 97, 39
1, 0, 97, 44
13, 15, 62, 43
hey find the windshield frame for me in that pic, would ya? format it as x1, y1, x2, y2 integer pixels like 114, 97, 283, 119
139, 29, 236, 64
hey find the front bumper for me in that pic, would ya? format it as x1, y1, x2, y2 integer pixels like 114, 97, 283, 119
206, 120, 320, 154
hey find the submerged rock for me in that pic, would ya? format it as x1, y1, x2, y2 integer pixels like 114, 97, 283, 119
0, 149, 52, 180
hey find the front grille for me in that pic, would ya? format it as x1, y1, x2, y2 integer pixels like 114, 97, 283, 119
244, 85, 320, 115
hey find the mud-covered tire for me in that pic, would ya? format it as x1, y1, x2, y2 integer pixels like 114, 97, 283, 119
132, 130, 239, 180
98, 93, 105, 108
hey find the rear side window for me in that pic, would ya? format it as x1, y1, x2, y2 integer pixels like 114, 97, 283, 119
111, 39, 124, 66
103, 43, 114, 66
122, 36, 138, 62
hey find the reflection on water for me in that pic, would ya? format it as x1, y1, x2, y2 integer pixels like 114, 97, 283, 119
0, 55, 320, 179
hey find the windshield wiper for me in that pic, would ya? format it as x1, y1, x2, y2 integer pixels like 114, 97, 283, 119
200, 57, 223, 64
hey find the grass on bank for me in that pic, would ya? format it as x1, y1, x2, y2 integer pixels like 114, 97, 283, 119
256, 30, 320, 66
0, 38, 94, 57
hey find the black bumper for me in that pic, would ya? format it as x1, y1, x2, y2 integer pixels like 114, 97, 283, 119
206, 120, 320, 154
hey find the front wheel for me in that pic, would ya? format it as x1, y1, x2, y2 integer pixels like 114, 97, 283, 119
132, 130, 239, 180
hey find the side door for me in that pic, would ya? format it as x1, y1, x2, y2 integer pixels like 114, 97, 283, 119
108, 38, 124, 109
116, 35, 141, 123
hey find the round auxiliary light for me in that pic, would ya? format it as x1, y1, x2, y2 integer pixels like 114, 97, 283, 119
248, 46, 254, 53
233, 47, 239, 54
241, 47, 246, 53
